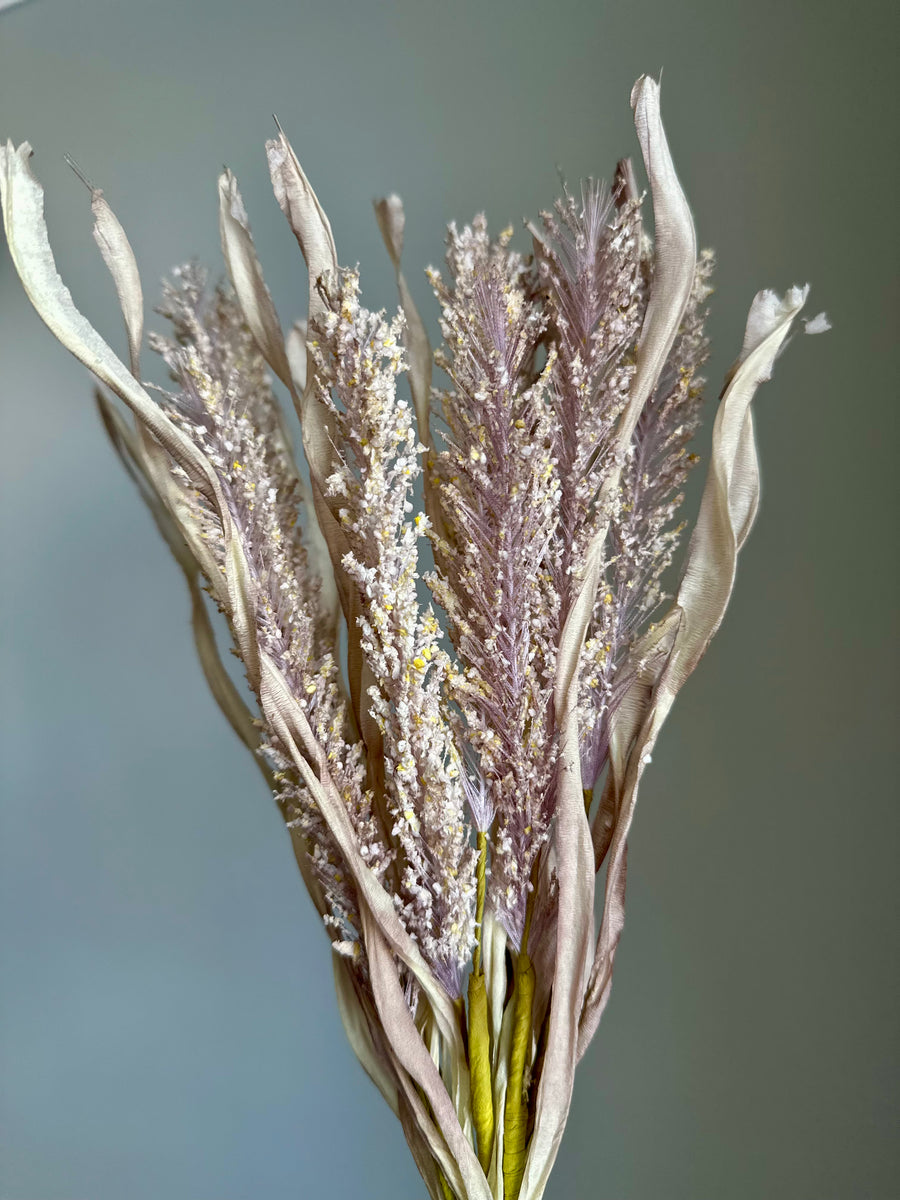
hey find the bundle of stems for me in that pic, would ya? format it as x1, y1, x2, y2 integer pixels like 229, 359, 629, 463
0, 75, 825, 1200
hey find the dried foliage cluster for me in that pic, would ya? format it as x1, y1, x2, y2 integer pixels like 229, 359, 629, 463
1, 77, 826, 1200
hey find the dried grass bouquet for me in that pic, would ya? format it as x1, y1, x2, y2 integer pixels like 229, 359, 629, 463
1, 75, 826, 1200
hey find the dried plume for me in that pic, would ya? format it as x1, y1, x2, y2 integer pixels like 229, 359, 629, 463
0, 75, 827, 1200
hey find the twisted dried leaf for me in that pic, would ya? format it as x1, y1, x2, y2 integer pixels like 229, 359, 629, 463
258, 655, 467, 1059
94, 388, 331, 921
577, 284, 811, 1058
364, 909, 492, 1200
530, 79, 697, 1194
332, 951, 399, 1116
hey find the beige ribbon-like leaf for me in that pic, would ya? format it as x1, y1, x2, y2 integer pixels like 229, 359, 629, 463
364, 908, 492, 1200
217, 166, 340, 639
0, 142, 223, 511
0, 142, 265, 733
523, 71, 697, 1200
556, 75, 698, 712
265, 124, 342, 489
332, 950, 400, 1116
590, 610, 681, 870
257, 656, 465, 1051
577, 283, 812, 1059
94, 387, 332, 921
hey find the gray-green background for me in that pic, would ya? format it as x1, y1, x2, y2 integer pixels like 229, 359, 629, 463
1, 1, 897, 1197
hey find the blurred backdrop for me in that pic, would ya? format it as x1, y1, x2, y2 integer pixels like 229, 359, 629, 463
1, 1, 897, 1197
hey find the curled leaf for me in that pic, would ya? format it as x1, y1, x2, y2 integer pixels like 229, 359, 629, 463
364, 910, 492, 1200
266, 133, 387, 768
0, 141, 225, 512
577, 283, 811, 1058
332, 950, 399, 1116
95, 385, 332, 924
624, 75, 697, 444
257, 655, 466, 1056
523, 71, 698, 1199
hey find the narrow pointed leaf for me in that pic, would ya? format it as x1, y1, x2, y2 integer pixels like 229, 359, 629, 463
528, 95, 700, 1184
80, 173, 143, 378
217, 168, 341, 637
265, 131, 386, 757
266, 125, 338, 319
622, 75, 697, 444
95, 386, 332, 923
257, 655, 467, 1057
332, 951, 399, 1116
364, 911, 492, 1200
217, 166, 294, 391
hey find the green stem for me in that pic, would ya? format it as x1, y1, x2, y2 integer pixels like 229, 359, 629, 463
503, 858, 540, 1200
472, 830, 488, 975
468, 970, 494, 1172
502, 949, 535, 1200
467, 830, 494, 1172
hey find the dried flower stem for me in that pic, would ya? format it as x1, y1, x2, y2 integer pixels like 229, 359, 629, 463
0, 72, 827, 1200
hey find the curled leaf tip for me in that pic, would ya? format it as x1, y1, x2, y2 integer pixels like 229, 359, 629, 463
723, 283, 810, 392
630, 72, 660, 110
374, 193, 405, 265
